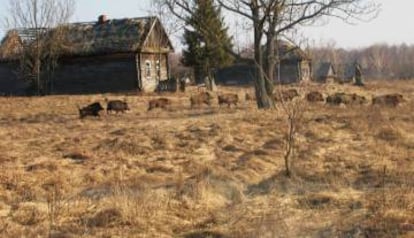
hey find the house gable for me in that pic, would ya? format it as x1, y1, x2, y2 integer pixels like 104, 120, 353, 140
0, 31, 23, 60
141, 18, 174, 53
315, 62, 336, 82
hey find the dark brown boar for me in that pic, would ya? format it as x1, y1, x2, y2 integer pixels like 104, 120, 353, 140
78, 102, 104, 119
218, 93, 239, 107
306, 91, 324, 102
148, 98, 171, 111
106, 99, 130, 114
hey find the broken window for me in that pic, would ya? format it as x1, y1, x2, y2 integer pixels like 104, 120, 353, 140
156, 60, 161, 79
145, 60, 151, 77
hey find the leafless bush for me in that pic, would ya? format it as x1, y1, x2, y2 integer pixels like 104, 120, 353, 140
275, 83, 308, 177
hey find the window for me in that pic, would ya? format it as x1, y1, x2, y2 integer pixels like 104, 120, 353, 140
156, 60, 161, 79
145, 60, 151, 77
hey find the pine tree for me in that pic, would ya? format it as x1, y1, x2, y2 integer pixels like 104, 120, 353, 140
182, 0, 234, 87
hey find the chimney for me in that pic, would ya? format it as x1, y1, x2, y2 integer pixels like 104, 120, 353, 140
98, 14, 108, 24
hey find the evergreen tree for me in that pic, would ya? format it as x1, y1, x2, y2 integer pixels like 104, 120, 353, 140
182, 0, 234, 87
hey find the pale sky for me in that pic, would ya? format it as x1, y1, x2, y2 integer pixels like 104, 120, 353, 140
0, 0, 413, 49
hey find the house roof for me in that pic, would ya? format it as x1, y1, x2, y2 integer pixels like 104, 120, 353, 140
60, 16, 165, 55
276, 40, 310, 62
0, 28, 51, 60
344, 63, 357, 79
235, 40, 310, 67
0, 16, 174, 60
239, 40, 310, 63
316, 62, 335, 78
0, 31, 21, 60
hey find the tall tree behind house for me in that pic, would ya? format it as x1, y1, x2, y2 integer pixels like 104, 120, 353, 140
181, 0, 234, 88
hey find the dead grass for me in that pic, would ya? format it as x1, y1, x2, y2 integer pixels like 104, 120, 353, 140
0, 81, 413, 237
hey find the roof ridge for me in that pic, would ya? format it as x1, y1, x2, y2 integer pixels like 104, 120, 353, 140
68, 16, 156, 25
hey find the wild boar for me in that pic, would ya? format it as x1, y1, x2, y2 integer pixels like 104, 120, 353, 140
218, 93, 239, 107
326, 93, 366, 105
78, 102, 104, 119
106, 99, 130, 114
351, 94, 367, 105
245, 92, 256, 101
148, 98, 171, 111
190, 92, 213, 108
372, 94, 404, 107
306, 91, 324, 102
274, 89, 299, 102
326, 93, 352, 105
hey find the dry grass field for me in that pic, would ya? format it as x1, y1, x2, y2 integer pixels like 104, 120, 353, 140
0, 80, 413, 237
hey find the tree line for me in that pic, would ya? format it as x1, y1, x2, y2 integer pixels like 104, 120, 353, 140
310, 43, 414, 80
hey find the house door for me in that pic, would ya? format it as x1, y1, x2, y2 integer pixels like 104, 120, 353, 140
141, 59, 158, 92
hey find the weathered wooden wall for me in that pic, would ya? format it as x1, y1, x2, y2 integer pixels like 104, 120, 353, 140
301, 61, 312, 82
0, 62, 28, 95
216, 65, 256, 85
277, 63, 299, 84
216, 60, 312, 85
0, 52, 172, 95
51, 54, 139, 94
277, 60, 311, 84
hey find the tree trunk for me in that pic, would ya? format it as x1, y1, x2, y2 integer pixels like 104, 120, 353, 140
203, 55, 217, 91
253, 24, 274, 109
264, 32, 277, 98
204, 73, 217, 92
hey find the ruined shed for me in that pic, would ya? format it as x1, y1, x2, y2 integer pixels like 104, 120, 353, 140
216, 40, 311, 85
315, 62, 336, 83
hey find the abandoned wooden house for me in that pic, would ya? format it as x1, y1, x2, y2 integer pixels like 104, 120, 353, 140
333, 63, 362, 84
216, 40, 312, 85
275, 40, 312, 84
0, 15, 174, 95
315, 62, 336, 83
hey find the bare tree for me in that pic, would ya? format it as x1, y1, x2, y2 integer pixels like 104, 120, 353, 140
4, 0, 75, 95
150, 0, 185, 41
365, 44, 389, 79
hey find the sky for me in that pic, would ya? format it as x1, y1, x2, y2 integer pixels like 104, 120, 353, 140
0, 0, 413, 49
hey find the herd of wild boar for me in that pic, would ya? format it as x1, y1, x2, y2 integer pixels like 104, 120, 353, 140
77, 92, 240, 118
246, 89, 405, 107
77, 89, 406, 119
